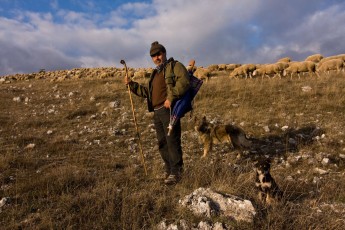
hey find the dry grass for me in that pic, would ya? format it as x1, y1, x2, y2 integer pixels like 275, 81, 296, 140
1, 72, 345, 229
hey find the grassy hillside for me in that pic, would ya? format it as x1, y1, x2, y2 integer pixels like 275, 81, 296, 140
1, 71, 345, 229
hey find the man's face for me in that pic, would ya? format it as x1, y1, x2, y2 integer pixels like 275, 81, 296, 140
151, 52, 167, 66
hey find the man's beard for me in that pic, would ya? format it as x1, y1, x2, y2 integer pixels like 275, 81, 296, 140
154, 59, 162, 66
155, 59, 169, 72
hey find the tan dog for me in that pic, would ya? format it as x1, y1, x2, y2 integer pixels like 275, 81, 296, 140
194, 116, 252, 158
254, 158, 283, 205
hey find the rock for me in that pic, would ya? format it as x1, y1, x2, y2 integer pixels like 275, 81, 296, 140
313, 177, 321, 184
197, 221, 213, 229
321, 158, 330, 165
0, 197, 10, 208
13, 97, 21, 102
109, 100, 120, 108
301, 86, 312, 92
314, 167, 328, 175
156, 220, 189, 230
179, 187, 256, 223
24, 143, 36, 149
281, 126, 289, 131
263, 126, 270, 133
288, 138, 297, 145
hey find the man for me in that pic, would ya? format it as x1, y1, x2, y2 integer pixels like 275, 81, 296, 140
124, 41, 190, 185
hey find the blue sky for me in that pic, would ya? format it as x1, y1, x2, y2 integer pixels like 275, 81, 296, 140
1, 0, 345, 76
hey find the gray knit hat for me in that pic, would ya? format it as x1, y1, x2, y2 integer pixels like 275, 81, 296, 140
150, 41, 166, 56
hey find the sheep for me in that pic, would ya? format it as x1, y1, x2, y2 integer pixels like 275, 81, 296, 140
316, 59, 344, 75
334, 54, 345, 61
207, 64, 219, 72
229, 64, 256, 79
277, 57, 291, 63
229, 66, 243, 78
283, 61, 316, 79
194, 67, 211, 82
218, 64, 227, 71
133, 70, 150, 79
226, 64, 241, 71
305, 54, 323, 63
318, 54, 345, 66
252, 64, 268, 78
253, 62, 289, 79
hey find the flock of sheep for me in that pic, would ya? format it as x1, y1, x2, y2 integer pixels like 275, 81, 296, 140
190, 53, 345, 81
1, 53, 345, 84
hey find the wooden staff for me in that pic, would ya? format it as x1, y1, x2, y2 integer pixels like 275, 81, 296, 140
120, 59, 148, 176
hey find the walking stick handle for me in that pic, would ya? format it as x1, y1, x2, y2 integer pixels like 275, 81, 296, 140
121, 60, 131, 84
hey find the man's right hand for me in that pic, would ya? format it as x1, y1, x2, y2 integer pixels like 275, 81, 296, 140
124, 76, 131, 85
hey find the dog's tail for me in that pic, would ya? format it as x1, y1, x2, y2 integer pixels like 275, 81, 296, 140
226, 125, 252, 149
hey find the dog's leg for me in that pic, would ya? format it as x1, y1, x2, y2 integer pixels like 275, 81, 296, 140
202, 140, 212, 158
258, 190, 264, 203
266, 193, 272, 205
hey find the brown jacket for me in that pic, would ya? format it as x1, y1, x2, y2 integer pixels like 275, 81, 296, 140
128, 58, 190, 112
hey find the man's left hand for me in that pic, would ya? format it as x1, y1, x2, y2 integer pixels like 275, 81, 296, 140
164, 100, 171, 109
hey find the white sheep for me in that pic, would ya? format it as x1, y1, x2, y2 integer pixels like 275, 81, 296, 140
316, 59, 344, 75
253, 62, 289, 79
277, 57, 291, 63
218, 64, 227, 71
283, 61, 316, 79
318, 54, 345, 66
229, 64, 256, 79
207, 64, 219, 72
133, 70, 149, 79
194, 67, 211, 82
334, 54, 345, 61
226, 64, 241, 71
305, 54, 323, 63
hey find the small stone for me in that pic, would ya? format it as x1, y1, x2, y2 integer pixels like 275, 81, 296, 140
301, 86, 312, 92
263, 126, 270, 133
321, 158, 330, 165
24, 143, 36, 149
281, 126, 289, 131
314, 167, 328, 175
13, 97, 21, 102
313, 177, 321, 184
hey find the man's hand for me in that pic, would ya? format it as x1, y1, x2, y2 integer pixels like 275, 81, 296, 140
124, 75, 131, 85
164, 99, 171, 109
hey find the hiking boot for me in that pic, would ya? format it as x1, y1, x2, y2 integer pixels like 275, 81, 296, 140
164, 174, 181, 185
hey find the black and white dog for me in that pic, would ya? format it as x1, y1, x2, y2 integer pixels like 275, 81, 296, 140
254, 158, 283, 205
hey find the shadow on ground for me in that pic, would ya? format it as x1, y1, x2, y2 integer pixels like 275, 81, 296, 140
244, 125, 324, 160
